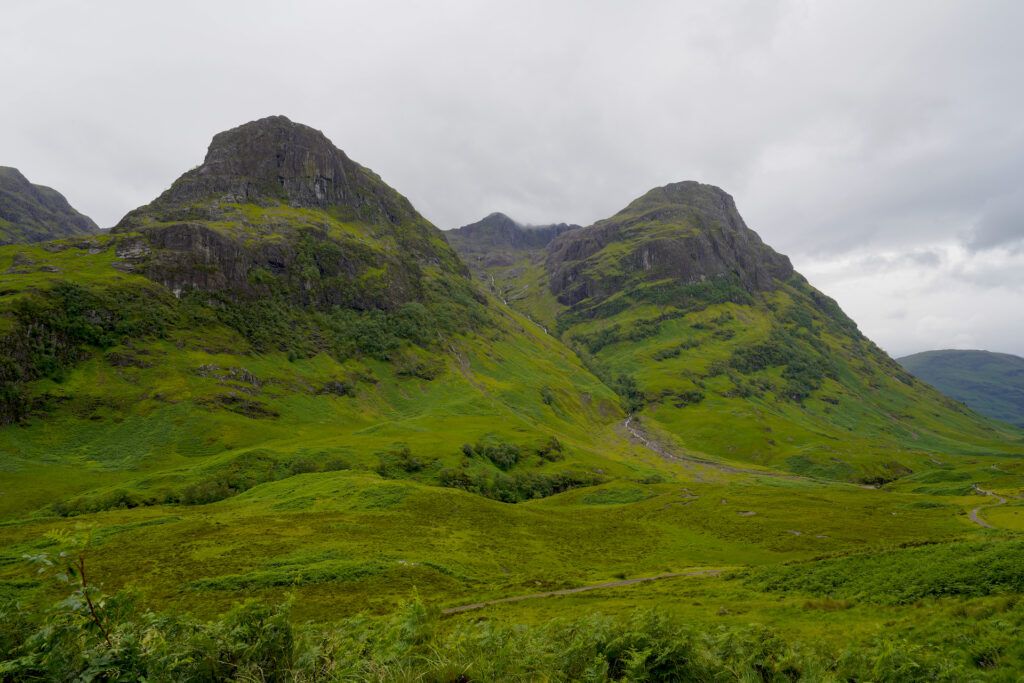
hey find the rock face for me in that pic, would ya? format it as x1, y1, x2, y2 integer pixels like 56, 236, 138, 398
545, 181, 793, 308
118, 116, 426, 228
446, 212, 580, 272
0, 167, 99, 245
112, 116, 468, 310
447, 212, 579, 252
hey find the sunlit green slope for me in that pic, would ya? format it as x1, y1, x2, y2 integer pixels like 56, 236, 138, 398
461, 182, 1024, 483
0, 117, 640, 527
1, 120, 1022, 671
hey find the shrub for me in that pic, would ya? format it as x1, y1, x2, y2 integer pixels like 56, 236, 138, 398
375, 446, 428, 478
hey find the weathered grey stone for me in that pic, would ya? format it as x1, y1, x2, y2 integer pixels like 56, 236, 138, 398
545, 181, 793, 307
110, 116, 469, 310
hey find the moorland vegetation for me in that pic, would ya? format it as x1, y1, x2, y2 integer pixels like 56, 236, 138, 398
0, 116, 1022, 680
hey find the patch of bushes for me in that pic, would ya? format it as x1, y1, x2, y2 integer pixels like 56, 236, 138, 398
181, 450, 291, 505
728, 328, 836, 402
438, 466, 604, 503
652, 346, 681, 361
5, 593, 1020, 681
611, 373, 646, 413
667, 389, 705, 407
534, 436, 567, 462
393, 352, 444, 380
1, 282, 175, 424
375, 446, 431, 478
460, 437, 566, 471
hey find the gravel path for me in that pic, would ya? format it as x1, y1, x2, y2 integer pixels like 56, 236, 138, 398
969, 484, 1007, 528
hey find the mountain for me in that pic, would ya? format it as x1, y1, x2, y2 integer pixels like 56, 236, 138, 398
446, 212, 578, 260
456, 181, 1024, 483
112, 115, 466, 310
546, 182, 792, 308
0, 114, 634, 525
0, 166, 99, 245
899, 349, 1024, 427
2, 121, 1024, 674
446, 212, 579, 319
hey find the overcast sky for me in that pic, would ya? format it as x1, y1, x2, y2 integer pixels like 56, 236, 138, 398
3, 0, 1023, 357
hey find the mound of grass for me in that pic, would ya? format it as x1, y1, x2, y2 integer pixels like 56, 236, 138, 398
186, 559, 391, 591
581, 486, 655, 505
741, 539, 1024, 604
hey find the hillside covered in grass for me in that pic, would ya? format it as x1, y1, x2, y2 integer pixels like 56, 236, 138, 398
1, 117, 1023, 680
456, 181, 1024, 484
899, 349, 1024, 428
0, 117, 640, 524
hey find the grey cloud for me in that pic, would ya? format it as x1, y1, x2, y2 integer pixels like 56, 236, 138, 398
2, 0, 1024, 355
968, 190, 1024, 252
847, 249, 946, 274
948, 259, 1024, 290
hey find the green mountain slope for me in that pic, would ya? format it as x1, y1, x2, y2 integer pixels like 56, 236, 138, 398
455, 181, 1024, 483
899, 349, 1024, 427
0, 166, 99, 245
2, 121, 1023, 676
0, 117, 636, 508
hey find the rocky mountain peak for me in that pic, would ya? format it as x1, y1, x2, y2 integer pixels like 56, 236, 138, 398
546, 181, 794, 308
191, 115, 358, 207
116, 115, 421, 229
479, 212, 519, 228
447, 212, 580, 254
107, 117, 470, 311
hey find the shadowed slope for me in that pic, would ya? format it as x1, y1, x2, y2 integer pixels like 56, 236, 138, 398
899, 350, 1024, 428
0, 167, 99, 245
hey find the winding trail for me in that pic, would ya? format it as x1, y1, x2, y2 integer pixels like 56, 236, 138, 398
442, 570, 722, 614
623, 416, 803, 481
969, 484, 1007, 529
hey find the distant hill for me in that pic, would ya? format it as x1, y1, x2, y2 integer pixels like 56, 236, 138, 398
898, 350, 1024, 427
0, 166, 98, 245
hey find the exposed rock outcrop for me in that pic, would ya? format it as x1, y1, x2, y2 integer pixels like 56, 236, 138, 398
0, 167, 99, 245
117, 116, 428, 229
545, 181, 793, 308
447, 212, 578, 252
446, 212, 579, 273
112, 116, 469, 310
